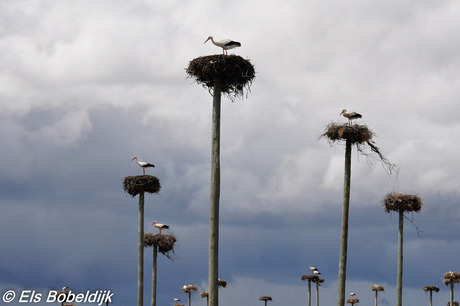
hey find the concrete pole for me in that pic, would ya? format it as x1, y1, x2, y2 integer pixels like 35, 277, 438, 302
151, 244, 157, 306
396, 210, 403, 306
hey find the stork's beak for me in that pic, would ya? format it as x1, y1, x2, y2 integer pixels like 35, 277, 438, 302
339, 110, 344, 116
131, 156, 136, 161
204, 37, 210, 44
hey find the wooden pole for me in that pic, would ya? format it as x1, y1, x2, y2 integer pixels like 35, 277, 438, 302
375, 290, 378, 306
396, 209, 404, 306
429, 290, 432, 306
151, 244, 158, 306
138, 191, 144, 306
308, 279, 311, 306
188, 291, 192, 306
450, 281, 454, 306
209, 80, 221, 306
337, 139, 352, 306
316, 279, 319, 306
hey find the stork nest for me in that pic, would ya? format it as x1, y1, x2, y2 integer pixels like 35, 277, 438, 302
371, 285, 385, 292
182, 285, 199, 293
443, 272, 460, 285
186, 54, 255, 100
313, 278, 325, 284
144, 233, 176, 260
218, 278, 227, 288
301, 275, 320, 281
346, 298, 359, 304
383, 193, 422, 213
200, 292, 208, 298
423, 286, 440, 292
447, 302, 459, 306
321, 123, 398, 175
123, 175, 160, 197
259, 296, 272, 301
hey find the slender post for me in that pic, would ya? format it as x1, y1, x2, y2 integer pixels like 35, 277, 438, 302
375, 291, 378, 306
429, 291, 432, 306
450, 281, 454, 306
209, 80, 221, 306
138, 192, 145, 306
337, 139, 352, 306
316, 279, 319, 306
188, 291, 192, 306
396, 210, 403, 306
308, 279, 311, 306
151, 244, 158, 306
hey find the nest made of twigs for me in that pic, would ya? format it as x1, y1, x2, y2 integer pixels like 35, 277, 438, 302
447, 302, 459, 306
383, 193, 422, 213
346, 298, 359, 304
443, 272, 460, 285
218, 278, 227, 288
144, 233, 176, 259
301, 275, 320, 281
201, 292, 208, 298
423, 285, 440, 292
123, 175, 160, 197
371, 285, 385, 292
322, 123, 372, 144
182, 285, 199, 293
259, 296, 272, 301
186, 54, 255, 100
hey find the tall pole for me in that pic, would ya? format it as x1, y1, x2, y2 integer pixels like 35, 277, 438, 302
308, 279, 311, 306
316, 280, 319, 306
374, 291, 378, 306
337, 140, 352, 306
450, 281, 454, 306
138, 192, 145, 306
209, 80, 221, 306
151, 244, 158, 306
396, 210, 404, 306
429, 291, 432, 306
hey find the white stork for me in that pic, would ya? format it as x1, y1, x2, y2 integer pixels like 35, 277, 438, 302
131, 156, 155, 175
309, 266, 318, 272
152, 221, 169, 234
350, 292, 356, 296
340, 109, 362, 125
174, 298, 180, 304
204, 36, 241, 55
313, 270, 321, 275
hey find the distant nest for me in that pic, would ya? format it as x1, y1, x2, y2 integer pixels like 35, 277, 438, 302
321, 123, 398, 175
259, 296, 272, 301
346, 298, 359, 304
447, 302, 459, 306
144, 233, 176, 260
186, 54, 255, 100
123, 175, 160, 197
200, 292, 208, 298
371, 285, 385, 292
443, 272, 460, 285
218, 278, 227, 288
423, 286, 440, 292
182, 285, 199, 293
383, 193, 422, 213
301, 275, 320, 282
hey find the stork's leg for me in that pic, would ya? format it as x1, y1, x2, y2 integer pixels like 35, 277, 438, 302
143, 168, 145, 175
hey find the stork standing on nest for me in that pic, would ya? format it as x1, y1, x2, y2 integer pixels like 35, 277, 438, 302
204, 36, 241, 55
152, 221, 169, 234
131, 156, 155, 175
340, 109, 362, 125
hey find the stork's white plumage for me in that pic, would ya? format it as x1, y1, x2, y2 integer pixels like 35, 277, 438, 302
309, 266, 318, 272
174, 298, 180, 304
313, 270, 321, 275
340, 109, 362, 125
152, 221, 169, 234
131, 156, 155, 175
204, 36, 241, 55
350, 292, 356, 296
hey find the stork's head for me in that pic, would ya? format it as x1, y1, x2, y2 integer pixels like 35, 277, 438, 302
204, 36, 212, 44
340, 109, 347, 116
131, 156, 137, 161
62, 287, 68, 291
152, 221, 157, 225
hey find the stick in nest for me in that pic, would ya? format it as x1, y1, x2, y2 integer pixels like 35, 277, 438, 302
144, 233, 177, 260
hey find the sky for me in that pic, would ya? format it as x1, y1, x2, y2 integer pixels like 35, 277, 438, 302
1, 0, 460, 305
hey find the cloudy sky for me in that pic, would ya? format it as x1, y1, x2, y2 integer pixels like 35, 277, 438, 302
1, 0, 460, 305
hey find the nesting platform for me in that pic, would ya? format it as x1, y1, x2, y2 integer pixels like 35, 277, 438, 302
144, 233, 176, 257
383, 192, 422, 213
123, 175, 160, 197
186, 54, 255, 99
